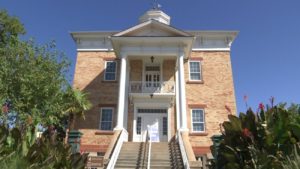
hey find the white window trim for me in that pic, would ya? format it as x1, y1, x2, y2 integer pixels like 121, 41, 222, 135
104, 61, 117, 81
142, 63, 162, 83
191, 108, 205, 132
99, 107, 114, 131
188, 60, 202, 81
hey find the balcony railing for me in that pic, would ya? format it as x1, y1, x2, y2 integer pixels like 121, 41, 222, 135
129, 81, 175, 94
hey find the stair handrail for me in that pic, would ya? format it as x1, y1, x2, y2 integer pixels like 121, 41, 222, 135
177, 130, 191, 169
147, 126, 152, 169
106, 129, 128, 169
142, 129, 149, 167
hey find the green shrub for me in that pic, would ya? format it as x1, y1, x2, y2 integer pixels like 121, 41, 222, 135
213, 103, 300, 169
282, 145, 300, 169
0, 125, 88, 169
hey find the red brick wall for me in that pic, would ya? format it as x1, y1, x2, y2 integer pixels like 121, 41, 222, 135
185, 51, 236, 147
73, 52, 119, 129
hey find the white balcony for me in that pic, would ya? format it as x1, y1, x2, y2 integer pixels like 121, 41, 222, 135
129, 81, 175, 94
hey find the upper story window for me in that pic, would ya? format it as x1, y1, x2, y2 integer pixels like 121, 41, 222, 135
104, 61, 117, 81
99, 108, 113, 130
189, 61, 201, 81
191, 109, 205, 132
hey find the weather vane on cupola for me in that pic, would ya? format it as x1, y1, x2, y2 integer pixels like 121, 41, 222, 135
151, 0, 162, 10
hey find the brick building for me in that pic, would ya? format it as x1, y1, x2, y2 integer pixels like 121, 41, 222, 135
71, 9, 237, 168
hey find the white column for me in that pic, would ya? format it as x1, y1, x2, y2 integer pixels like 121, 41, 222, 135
175, 68, 181, 130
124, 61, 130, 130
115, 54, 127, 130
178, 52, 188, 130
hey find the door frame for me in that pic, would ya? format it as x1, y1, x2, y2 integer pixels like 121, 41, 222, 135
139, 113, 167, 142
142, 62, 163, 85
132, 101, 171, 142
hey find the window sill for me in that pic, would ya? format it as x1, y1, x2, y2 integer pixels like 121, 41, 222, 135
188, 104, 207, 108
189, 132, 208, 136
101, 80, 118, 83
95, 130, 114, 135
186, 80, 204, 84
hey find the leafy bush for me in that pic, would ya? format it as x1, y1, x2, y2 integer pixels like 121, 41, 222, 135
282, 145, 300, 169
0, 125, 88, 169
212, 103, 300, 169
0, 9, 91, 169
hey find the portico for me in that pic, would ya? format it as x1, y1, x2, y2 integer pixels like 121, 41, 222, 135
109, 9, 195, 141
111, 36, 194, 141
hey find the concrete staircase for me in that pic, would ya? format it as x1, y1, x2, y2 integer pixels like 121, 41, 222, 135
150, 142, 184, 169
114, 142, 147, 169
114, 140, 183, 169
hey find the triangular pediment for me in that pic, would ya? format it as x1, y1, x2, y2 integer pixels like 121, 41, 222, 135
113, 20, 191, 37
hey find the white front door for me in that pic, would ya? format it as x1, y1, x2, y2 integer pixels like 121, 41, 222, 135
135, 109, 168, 142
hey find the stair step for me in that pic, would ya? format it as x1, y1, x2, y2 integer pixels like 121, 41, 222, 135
115, 164, 147, 168
116, 162, 140, 165
117, 157, 143, 160
115, 168, 144, 169
115, 140, 183, 168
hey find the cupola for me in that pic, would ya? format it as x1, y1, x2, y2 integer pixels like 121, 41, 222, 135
139, 9, 171, 25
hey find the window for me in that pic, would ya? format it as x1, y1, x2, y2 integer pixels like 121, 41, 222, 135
163, 117, 168, 136
136, 117, 142, 135
191, 109, 205, 132
100, 108, 113, 130
189, 61, 201, 81
138, 109, 167, 113
145, 66, 160, 71
104, 61, 117, 81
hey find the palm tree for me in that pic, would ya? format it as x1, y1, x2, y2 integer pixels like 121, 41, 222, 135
63, 87, 92, 130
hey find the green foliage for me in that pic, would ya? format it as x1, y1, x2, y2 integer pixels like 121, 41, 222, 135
0, 10, 25, 46
282, 145, 300, 169
213, 103, 300, 169
0, 39, 70, 126
0, 10, 91, 129
0, 9, 92, 169
63, 88, 92, 130
0, 125, 88, 169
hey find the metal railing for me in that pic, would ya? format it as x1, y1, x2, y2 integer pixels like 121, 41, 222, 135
106, 129, 128, 169
142, 130, 148, 168
146, 128, 152, 169
129, 81, 175, 94
177, 131, 190, 169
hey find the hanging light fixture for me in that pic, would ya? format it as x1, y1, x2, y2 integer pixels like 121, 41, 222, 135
150, 56, 154, 63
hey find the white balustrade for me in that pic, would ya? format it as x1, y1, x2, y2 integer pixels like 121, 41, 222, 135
177, 131, 191, 169
106, 129, 128, 169
129, 81, 175, 94
147, 128, 151, 169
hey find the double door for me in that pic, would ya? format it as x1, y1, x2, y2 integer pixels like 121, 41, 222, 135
135, 109, 168, 142
144, 66, 160, 92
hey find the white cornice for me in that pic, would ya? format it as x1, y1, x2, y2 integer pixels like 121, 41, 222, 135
70, 31, 238, 53
76, 48, 231, 52
77, 49, 113, 52
187, 30, 238, 35
192, 48, 230, 51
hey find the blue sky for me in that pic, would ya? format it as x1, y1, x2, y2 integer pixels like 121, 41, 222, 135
1, 0, 300, 113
